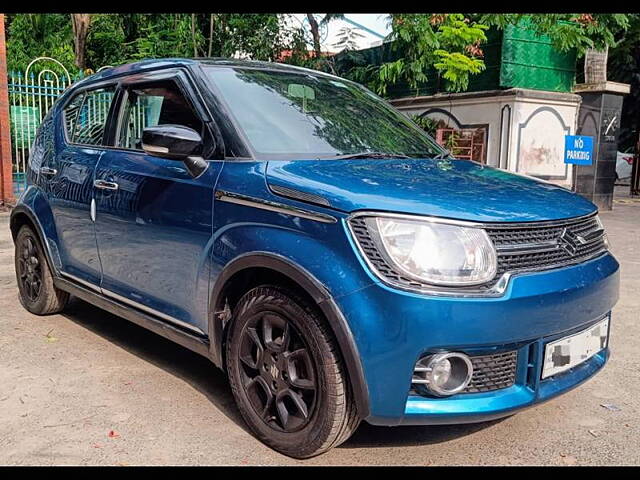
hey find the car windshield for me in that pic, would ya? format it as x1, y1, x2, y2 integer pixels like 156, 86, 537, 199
205, 66, 446, 160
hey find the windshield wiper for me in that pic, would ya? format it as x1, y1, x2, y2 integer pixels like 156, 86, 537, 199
320, 151, 411, 160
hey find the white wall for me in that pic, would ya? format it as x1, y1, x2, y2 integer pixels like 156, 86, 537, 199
391, 89, 582, 188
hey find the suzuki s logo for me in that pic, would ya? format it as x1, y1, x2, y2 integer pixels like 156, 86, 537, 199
269, 364, 280, 379
559, 228, 579, 255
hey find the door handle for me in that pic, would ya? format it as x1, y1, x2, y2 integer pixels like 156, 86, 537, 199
94, 179, 119, 191
40, 167, 57, 176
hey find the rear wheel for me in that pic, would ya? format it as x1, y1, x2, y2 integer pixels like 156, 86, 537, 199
14, 225, 68, 315
226, 286, 360, 458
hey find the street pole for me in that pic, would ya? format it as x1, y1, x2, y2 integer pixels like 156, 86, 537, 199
0, 13, 14, 206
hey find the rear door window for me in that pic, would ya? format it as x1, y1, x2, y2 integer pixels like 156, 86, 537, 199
62, 92, 85, 140
70, 86, 116, 146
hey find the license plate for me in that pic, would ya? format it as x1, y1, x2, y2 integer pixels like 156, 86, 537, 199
542, 317, 610, 379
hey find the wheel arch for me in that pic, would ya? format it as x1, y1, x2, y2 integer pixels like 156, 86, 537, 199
10, 205, 58, 276
209, 252, 370, 418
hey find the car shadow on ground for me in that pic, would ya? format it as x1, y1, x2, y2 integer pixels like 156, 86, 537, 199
61, 296, 249, 432
62, 295, 502, 450
341, 418, 506, 450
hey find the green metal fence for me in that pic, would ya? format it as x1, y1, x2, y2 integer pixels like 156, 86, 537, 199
9, 70, 70, 196
7, 58, 112, 197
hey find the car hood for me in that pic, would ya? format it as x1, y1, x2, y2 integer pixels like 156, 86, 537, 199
266, 158, 597, 222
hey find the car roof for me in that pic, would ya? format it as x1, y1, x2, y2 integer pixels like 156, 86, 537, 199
74, 57, 343, 88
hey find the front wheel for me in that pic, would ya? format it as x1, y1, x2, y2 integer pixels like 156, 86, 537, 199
226, 286, 360, 458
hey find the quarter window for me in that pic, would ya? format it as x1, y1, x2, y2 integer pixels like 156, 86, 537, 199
117, 81, 203, 151
71, 87, 116, 146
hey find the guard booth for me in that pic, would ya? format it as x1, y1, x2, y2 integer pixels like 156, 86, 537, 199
573, 82, 631, 210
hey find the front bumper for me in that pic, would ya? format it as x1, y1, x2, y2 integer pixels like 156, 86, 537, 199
401, 327, 609, 426
335, 252, 619, 426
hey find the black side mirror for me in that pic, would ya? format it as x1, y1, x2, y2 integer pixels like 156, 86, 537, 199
142, 124, 202, 159
142, 124, 208, 178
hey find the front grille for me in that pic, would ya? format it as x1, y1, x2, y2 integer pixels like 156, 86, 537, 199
348, 213, 607, 293
465, 351, 518, 393
486, 214, 606, 277
410, 350, 518, 396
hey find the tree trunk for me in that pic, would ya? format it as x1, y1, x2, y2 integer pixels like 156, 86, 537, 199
191, 14, 198, 57
208, 14, 214, 57
306, 14, 321, 59
71, 14, 91, 70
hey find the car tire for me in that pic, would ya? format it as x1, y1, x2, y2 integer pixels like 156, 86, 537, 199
226, 285, 360, 458
14, 225, 69, 315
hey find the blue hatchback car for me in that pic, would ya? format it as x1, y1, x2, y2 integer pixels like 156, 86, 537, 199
11, 59, 619, 458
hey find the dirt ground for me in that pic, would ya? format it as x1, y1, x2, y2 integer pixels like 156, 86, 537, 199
1, 192, 639, 465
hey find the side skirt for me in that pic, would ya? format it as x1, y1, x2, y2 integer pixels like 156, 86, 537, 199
54, 276, 212, 360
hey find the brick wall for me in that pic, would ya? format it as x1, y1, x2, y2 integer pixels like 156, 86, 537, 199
0, 14, 14, 205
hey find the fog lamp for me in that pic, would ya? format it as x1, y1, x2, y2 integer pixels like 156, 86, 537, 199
413, 352, 473, 397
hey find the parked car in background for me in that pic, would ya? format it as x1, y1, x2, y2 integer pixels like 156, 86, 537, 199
11, 59, 619, 458
617, 148, 635, 183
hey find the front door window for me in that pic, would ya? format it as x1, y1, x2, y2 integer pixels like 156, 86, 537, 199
118, 82, 204, 151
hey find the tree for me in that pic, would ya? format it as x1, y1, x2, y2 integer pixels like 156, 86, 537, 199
373, 14, 489, 95
71, 14, 91, 70
305, 14, 344, 58
5, 14, 75, 73
86, 14, 125, 70
337, 13, 632, 97
332, 26, 365, 52
5, 13, 311, 74
479, 14, 630, 54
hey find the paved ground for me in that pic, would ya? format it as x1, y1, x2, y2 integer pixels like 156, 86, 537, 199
1, 193, 639, 466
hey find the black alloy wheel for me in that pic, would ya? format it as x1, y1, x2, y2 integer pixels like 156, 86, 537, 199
14, 225, 69, 315
238, 309, 317, 432
226, 286, 360, 458
17, 234, 42, 303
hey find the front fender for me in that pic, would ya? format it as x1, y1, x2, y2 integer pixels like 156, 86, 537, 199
208, 216, 375, 417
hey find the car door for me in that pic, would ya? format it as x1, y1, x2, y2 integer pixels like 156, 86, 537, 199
44, 84, 117, 287
93, 70, 222, 335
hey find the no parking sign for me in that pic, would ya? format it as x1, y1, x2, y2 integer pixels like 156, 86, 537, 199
564, 135, 594, 165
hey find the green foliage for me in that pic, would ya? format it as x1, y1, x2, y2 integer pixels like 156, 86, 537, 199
336, 13, 632, 99
480, 14, 630, 55
5, 13, 310, 76
86, 14, 126, 69
219, 14, 287, 60
5, 12, 635, 102
433, 52, 485, 92
374, 14, 488, 95
127, 14, 195, 60
6, 14, 75, 74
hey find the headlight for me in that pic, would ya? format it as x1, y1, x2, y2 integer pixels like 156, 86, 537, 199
363, 215, 497, 286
